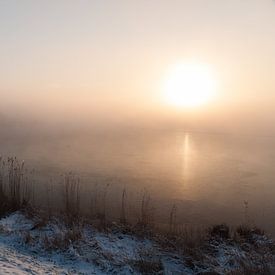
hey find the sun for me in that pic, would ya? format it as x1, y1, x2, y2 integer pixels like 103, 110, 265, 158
163, 62, 217, 108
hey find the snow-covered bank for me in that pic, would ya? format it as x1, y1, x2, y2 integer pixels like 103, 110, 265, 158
0, 212, 274, 274
0, 212, 187, 274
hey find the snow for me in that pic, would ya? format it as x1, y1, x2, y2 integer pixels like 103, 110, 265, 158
0, 212, 274, 274
0, 213, 187, 274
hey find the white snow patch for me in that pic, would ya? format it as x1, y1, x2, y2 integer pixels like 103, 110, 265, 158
0, 212, 185, 274
0, 212, 274, 274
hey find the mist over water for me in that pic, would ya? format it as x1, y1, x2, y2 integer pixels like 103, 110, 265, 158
1, 0, 275, 236
1, 114, 275, 234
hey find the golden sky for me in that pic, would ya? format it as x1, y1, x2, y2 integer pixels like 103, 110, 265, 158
0, 0, 274, 130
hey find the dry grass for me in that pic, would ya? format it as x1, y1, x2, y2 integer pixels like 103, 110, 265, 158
235, 224, 265, 240
209, 223, 230, 239
0, 156, 274, 275
136, 189, 154, 231
0, 157, 9, 216
169, 204, 177, 234
229, 262, 273, 275
132, 247, 163, 274
90, 183, 111, 229
63, 172, 80, 223
120, 188, 127, 225
42, 225, 83, 251
0, 157, 33, 215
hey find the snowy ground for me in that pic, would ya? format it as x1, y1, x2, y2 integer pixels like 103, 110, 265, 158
0, 212, 188, 274
0, 212, 274, 274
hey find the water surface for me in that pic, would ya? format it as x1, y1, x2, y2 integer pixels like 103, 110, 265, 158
1, 129, 275, 233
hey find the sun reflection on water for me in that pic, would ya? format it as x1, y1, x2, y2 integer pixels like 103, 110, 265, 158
182, 133, 190, 185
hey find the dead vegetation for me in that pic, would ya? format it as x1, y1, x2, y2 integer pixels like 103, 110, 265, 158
0, 156, 274, 274
132, 247, 163, 274
119, 188, 127, 225
0, 157, 33, 216
89, 182, 111, 229
0, 157, 9, 216
42, 225, 83, 251
63, 172, 80, 219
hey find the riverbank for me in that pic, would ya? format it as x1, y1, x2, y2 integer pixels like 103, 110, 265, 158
0, 209, 274, 274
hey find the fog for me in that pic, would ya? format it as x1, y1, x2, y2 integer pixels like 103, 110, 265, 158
1, 0, 275, 233
0, 0, 275, 137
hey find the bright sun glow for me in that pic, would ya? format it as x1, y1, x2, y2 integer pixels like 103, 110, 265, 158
163, 62, 217, 108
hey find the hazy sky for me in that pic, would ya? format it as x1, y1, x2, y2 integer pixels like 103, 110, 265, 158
0, 0, 275, 130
